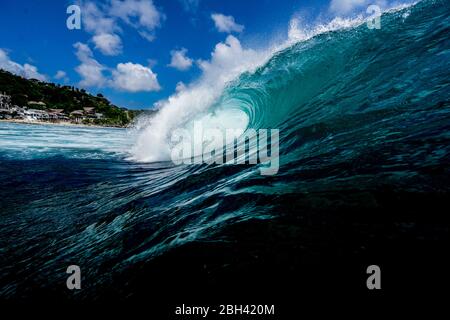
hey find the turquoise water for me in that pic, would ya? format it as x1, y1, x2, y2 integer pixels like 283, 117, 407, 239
1, 0, 449, 302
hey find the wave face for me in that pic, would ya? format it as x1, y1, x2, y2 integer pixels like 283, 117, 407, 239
1, 0, 450, 299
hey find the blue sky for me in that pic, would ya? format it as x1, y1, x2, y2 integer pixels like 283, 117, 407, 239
0, 0, 395, 109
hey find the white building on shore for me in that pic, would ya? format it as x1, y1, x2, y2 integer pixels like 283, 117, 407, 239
24, 109, 49, 121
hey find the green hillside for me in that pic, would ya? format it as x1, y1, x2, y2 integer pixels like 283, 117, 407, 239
0, 69, 145, 126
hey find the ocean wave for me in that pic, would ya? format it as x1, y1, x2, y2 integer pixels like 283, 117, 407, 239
130, 0, 423, 163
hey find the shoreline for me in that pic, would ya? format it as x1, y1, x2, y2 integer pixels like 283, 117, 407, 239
0, 119, 126, 129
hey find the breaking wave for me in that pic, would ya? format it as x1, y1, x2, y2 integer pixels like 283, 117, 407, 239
1, 0, 449, 300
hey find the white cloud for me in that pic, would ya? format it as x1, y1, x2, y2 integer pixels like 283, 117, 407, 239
74, 42, 107, 87
92, 33, 123, 56
54, 70, 67, 79
109, 0, 163, 34
74, 42, 160, 92
175, 81, 186, 92
168, 48, 193, 71
111, 62, 161, 92
81, 1, 119, 35
54, 70, 69, 82
211, 13, 244, 33
0, 49, 46, 81
79, 0, 164, 56
55, 70, 67, 79
138, 31, 156, 42
197, 35, 261, 83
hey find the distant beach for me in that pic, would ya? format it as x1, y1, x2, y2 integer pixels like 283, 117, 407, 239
0, 118, 126, 129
